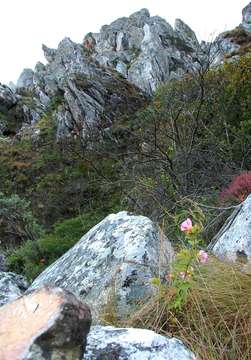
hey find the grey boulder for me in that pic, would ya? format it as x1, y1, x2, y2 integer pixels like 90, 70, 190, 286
211, 194, 251, 273
30, 211, 173, 320
84, 326, 197, 360
0, 272, 29, 306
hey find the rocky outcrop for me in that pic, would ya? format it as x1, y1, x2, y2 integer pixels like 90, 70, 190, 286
84, 326, 197, 360
214, 2, 251, 63
3, 4, 250, 139
0, 84, 18, 111
84, 9, 199, 94
241, 2, 251, 32
16, 69, 34, 90
0, 286, 91, 360
13, 37, 146, 139
0, 84, 31, 136
0, 272, 29, 306
29, 211, 173, 320
211, 195, 251, 273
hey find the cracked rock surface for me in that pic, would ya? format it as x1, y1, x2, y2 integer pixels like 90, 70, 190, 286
84, 326, 197, 360
30, 211, 173, 320
211, 194, 251, 273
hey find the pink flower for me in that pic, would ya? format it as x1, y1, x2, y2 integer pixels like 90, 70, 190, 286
198, 250, 209, 264
180, 218, 193, 233
179, 272, 186, 280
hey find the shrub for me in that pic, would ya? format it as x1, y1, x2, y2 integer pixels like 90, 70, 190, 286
0, 192, 43, 249
220, 171, 251, 203
6, 210, 106, 280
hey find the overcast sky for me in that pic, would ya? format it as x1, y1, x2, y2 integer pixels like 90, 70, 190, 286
0, 0, 248, 84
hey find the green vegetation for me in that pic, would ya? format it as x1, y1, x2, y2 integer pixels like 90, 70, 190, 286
1, 46, 251, 360
1, 54, 251, 274
7, 210, 106, 280
124, 257, 251, 360
0, 192, 43, 249
101, 214, 251, 360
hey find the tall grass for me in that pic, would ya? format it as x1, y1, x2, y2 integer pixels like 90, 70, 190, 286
124, 257, 251, 360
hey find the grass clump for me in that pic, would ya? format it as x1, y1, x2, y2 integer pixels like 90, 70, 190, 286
125, 257, 251, 360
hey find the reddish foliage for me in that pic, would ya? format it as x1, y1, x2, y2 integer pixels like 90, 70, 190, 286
220, 171, 251, 203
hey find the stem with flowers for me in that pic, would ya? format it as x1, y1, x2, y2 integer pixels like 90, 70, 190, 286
153, 218, 209, 311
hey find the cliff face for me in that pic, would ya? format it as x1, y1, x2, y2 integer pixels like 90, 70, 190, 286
0, 4, 251, 140
6, 37, 146, 140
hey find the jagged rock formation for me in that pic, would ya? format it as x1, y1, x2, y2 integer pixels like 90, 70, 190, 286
211, 195, 251, 273
29, 211, 173, 320
0, 84, 17, 110
0, 8, 201, 139
84, 326, 197, 360
241, 2, 251, 32
0, 272, 29, 306
0, 83, 38, 136
14, 37, 146, 139
214, 2, 251, 63
0, 286, 91, 360
83, 9, 199, 94
1, 4, 251, 140
16, 69, 34, 89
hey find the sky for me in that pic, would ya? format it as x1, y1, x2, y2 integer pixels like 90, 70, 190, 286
0, 0, 248, 84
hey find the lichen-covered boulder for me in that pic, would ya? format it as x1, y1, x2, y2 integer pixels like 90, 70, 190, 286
0, 286, 91, 360
211, 194, 251, 273
84, 326, 197, 360
0, 272, 29, 307
30, 211, 173, 320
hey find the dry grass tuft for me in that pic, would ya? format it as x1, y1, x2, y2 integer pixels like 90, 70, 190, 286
124, 257, 251, 360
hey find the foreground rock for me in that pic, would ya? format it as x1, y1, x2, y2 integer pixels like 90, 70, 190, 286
211, 195, 251, 273
30, 211, 173, 320
0, 272, 28, 307
0, 286, 91, 360
84, 326, 197, 360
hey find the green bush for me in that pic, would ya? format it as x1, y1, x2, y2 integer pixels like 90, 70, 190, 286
6, 210, 106, 280
0, 192, 43, 249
